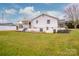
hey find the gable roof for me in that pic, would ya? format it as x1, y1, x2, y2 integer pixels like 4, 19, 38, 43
31, 13, 59, 21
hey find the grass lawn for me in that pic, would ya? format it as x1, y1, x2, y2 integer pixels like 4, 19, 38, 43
0, 29, 79, 56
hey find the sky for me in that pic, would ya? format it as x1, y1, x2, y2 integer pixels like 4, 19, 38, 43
0, 3, 70, 23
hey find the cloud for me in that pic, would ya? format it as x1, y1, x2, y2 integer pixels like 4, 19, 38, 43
19, 6, 34, 14
5, 9, 17, 14
0, 9, 18, 23
46, 11, 65, 19
2, 6, 64, 22
19, 6, 64, 20
19, 6, 41, 19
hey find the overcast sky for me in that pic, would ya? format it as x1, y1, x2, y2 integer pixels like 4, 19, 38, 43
0, 3, 70, 23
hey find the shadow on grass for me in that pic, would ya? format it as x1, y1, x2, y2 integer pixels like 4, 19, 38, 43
57, 29, 71, 33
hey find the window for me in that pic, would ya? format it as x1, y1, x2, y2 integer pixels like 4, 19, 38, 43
22, 21, 28, 24
36, 20, 38, 24
47, 20, 50, 24
19, 24, 23, 28
46, 27, 49, 30
59, 23, 64, 27
40, 28, 43, 32
51, 27, 53, 29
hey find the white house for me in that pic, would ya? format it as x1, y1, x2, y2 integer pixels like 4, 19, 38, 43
16, 14, 67, 33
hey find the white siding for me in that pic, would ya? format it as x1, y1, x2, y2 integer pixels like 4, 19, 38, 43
17, 24, 30, 31
31, 15, 58, 32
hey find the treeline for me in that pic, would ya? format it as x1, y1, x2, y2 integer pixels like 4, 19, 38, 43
65, 21, 79, 29
0, 23, 16, 26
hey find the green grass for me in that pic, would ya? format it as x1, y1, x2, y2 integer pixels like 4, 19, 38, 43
0, 29, 79, 56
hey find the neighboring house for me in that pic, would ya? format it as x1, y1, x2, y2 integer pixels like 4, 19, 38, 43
16, 14, 67, 33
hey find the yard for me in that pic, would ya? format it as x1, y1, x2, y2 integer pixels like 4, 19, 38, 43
0, 29, 79, 56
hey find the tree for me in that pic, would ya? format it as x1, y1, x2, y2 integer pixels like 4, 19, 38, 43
65, 21, 74, 28
64, 4, 79, 29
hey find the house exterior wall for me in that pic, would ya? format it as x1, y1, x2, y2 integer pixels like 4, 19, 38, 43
31, 15, 58, 33
17, 24, 30, 31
